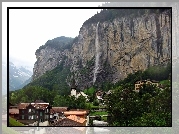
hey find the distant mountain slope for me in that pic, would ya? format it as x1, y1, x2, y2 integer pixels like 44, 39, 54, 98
9, 62, 33, 91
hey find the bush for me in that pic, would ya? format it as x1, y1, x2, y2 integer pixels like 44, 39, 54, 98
93, 99, 99, 106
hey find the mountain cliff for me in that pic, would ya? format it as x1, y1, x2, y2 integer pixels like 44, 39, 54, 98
32, 9, 171, 91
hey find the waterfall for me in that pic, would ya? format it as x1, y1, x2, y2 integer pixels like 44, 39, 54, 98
93, 22, 100, 85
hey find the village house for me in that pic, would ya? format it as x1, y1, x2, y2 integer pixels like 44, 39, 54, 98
49, 107, 68, 123
96, 90, 104, 102
135, 79, 159, 91
49, 109, 89, 126
9, 100, 52, 126
70, 79, 88, 101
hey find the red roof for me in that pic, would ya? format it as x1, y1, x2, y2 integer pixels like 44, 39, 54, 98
64, 111, 87, 115
67, 115, 86, 124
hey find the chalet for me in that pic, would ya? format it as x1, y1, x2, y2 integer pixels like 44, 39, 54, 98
50, 107, 68, 121
135, 79, 159, 91
17, 100, 52, 124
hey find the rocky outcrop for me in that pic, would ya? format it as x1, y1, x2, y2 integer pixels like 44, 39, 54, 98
32, 10, 171, 90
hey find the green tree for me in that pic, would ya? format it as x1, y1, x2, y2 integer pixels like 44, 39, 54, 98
53, 95, 68, 107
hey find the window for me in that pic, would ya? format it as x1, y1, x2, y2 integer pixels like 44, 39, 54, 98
28, 115, 31, 119
46, 109, 49, 113
31, 115, 34, 120
22, 110, 24, 113
45, 115, 49, 120
50, 115, 52, 118
22, 115, 24, 119
32, 109, 35, 113
40, 112, 42, 116
29, 109, 31, 112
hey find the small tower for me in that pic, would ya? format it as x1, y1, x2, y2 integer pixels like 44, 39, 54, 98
71, 79, 77, 96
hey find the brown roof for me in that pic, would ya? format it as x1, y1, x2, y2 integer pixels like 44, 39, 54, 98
9, 109, 19, 114
18, 103, 50, 110
18, 103, 29, 109
32, 103, 49, 110
50, 107, 68, 114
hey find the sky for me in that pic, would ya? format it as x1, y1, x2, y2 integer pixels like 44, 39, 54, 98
2, 2, 104, 72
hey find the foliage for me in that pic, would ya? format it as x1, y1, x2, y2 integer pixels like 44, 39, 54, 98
84, 87, 95, 96
53, 94, 87, 109
9, 117, 25, 126
25, 61, 71, 96
53, 95, 68, 107
142, 63, 171, 81
90, 111, 108, 116
106, 81, 171, 126
9, 86, 58, 105
36, 36, 74, 53
84, 87, 96, 102
83, 9, 169, 26
116, 63, 171, 86
93, 99, 99, 106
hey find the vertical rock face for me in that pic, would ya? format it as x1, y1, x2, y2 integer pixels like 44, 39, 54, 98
33, 46, 66, 79
33, 10, 171, 90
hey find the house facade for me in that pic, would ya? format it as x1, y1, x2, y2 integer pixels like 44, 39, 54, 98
9, 109, 19, 119
50, 107, 68, 121
135, 79, 159, 91
18, 101, 52, 123
9, 103, 19, 119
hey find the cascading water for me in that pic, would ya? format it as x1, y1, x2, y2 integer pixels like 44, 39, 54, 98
93, 22, 100, 85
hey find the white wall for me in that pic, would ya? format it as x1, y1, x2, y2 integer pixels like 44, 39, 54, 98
71, 89, 76, 96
